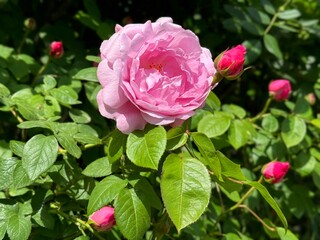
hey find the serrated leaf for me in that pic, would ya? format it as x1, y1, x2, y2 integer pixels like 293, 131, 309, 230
82, 157, 112, 177
127, 125, 166, 170
222, 104, 246, 119
7, 209, 32, 240
43, 75, 57, 91
281, 116, 306, 148
73, 67, 98, 82
160, 154, 211, 231
262, 114, 279, 132
0, 157, 17, 190
245, 180, 288, 229
12, 161, 32, 189
73, 132, 101, 145
198, 112, 232, 138
263, 34, 283, 60
166, 127, 188, 150
55, 132, 82, 158
22, 134, 58, 181
88, 175, 128, 215
204, 91, 221, 111
115, 188, 150, 240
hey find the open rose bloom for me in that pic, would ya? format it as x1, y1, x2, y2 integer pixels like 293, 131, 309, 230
97, 17, 215, 134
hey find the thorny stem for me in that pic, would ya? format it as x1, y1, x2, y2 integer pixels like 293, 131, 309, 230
238, 204, 276, 232
264, 0, 292, 35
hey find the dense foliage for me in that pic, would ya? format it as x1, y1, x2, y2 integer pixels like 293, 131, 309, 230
0, 0, 320, 239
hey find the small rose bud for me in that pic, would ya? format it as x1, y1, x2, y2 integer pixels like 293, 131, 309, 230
268, 79, 291, 101
89, 206, 116, 231
305, 93, 316, 105
50, 41, 64, 59
214, 44, 246, 80
262, 161, 290, 184
24, 18, 36, 30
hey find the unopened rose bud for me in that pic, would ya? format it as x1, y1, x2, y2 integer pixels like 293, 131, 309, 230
89, 206, 116, 231
305, 93, 316, 105
50, 41, 64, 59
268, 79, 291, 101
24, 18, 36, 30
213, 44, 246, 80
262, 161, 290, 184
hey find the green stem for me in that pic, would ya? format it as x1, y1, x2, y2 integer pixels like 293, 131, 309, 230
238, 204, 276, 232
17, 28, 31, 54
250, 97, 273, 122
31, 57, 51, 87
264, 0, 292, 35
229, 177, 263, 212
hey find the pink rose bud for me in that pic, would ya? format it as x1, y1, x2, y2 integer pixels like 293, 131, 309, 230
262, 161, 290, 184
305, 93, 316, 105
89, 206, 116, 231
50, 41, 64, 59
268, 79, 291, 101
214, 44, 246, 80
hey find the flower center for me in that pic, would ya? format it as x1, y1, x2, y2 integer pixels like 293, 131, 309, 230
148, 62, 164, 71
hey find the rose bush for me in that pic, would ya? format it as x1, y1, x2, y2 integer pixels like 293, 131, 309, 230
96, 17, 215, 133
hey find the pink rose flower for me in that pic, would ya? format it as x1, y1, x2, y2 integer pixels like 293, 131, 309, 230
96, 17, 215, 134
268, 79, 291, 101
89, 206, 116, 231
214, 44, 246, 80
50, 41, 64, 59
262, 161, 290, 184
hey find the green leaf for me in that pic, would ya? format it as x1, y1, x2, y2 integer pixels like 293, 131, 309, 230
87, 175, 128, 215
129, 177, 163, 210
127, 125, 166, 170
50, 85, 80, 106
9, 140, 25, 157
263, 34, 283, 60
214, 151, 246, 180
75, 10, 99, 30
166, 127, 188, 150
0, 44, 14, 59
228, 119, 250, 149
12, 161, 32, 189
294, 152, 316, 177
247, 7, 271, 25
204, 91, 221, 111
55, 133, 82, 159
198, 112, 232, 138
245, 180, 288, 229
18, 120, 56, 131
0, 83, 10, 98
6, 203, 32, 240
262, 114, 279, 132
281, 116, 306, 148
115, 188, 150, 240
0, 157, 17, 190
191, 132, 222, 181
160, 154, 211, 231
278, 9, 301, 20
73, 132, 101, 145
107, 129, 127, 163
82, 156, 112, 177
22, 134, 58, 181
222, 104, 246, 119
311, 119, 320, 129
73, 67, 98, 82
277, 227, 299, 240
69, 108, 91, 123
42, 75, 57, 91
243, 39, 262, 63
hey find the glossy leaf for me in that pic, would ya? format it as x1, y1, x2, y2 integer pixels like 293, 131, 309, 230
166, 127, 188, 151
115, 188, 150, 240
87, 175, 128, 215
73, 67, 98, 82
127, 125, 166, 170
281, 116, 306, 148
160, 154, 211, 231
22, 134, 58, 181
198, 112, 232, 138
263, 34, 283, 60
82, 156, 112, 177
